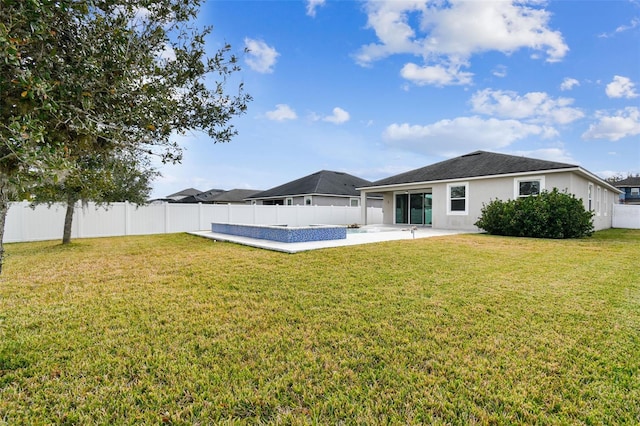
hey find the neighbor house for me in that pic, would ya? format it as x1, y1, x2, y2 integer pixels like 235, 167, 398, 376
357, 151, 621, 231
246, 170, 382, 208
613, 176, 640, 205
158, 188, 203, 202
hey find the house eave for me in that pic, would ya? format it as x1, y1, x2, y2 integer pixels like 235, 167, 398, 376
358, 167, 622, 193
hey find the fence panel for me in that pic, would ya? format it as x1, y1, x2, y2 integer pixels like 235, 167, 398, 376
6, 201, 383, 243
612, 204, 640, 229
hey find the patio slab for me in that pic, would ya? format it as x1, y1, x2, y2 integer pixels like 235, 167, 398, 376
189, 225, 471, 253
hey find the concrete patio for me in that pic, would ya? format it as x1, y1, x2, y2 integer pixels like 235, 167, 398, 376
189, 225, 472, 253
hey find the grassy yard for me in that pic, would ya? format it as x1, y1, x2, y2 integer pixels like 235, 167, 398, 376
1, 230, 639, 424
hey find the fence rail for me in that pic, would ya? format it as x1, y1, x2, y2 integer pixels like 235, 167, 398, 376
5, 201, 384, 243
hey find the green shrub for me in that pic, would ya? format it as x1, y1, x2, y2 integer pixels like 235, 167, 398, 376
475, 189, 594, 238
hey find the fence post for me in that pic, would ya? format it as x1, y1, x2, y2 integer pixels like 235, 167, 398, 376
124, 201, 130, 236
164, 202, 170, 234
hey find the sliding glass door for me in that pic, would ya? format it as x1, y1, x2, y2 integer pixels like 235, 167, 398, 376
395, 192, 432, 225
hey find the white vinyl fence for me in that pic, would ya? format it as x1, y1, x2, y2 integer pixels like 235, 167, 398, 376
5, 201, 384, 243
612, 204, 640, 229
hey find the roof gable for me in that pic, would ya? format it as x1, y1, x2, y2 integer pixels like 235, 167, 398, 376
249, 170, 372, 199
369, 151, 577, 187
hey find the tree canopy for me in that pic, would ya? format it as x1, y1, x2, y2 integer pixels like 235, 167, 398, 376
0, 0, 251, 272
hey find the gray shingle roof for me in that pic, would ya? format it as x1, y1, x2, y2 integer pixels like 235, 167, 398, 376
367, 151, 578, 187
248, 170, 373, 199
166, 187, 202, 198
614, 176, 640, 187
210, 189, 262, 203
179, 188, 225, 203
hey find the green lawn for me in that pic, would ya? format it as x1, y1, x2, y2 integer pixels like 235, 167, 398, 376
1, 230, 639, 424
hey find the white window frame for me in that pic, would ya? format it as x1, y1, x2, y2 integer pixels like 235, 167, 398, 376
304, 196, 313, 206
596, 186, 601, 216
514, 176, 545, 199
603, 189, 608, 216
447, 182, 468, 215
588, 183, 594, 211
632, 187, 640, 195
349, 198, 360, 207
286, 197, 293, 206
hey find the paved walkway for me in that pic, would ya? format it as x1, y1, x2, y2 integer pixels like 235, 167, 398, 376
189, 225, 471, 253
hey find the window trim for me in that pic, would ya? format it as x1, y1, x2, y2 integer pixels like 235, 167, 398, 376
304, 195, 313, 206
596, 186, 601, 216
588, 183, 594, 211
349, 198, 360, 207
603, 189, 608, 216
514, 176, 545, 199
286, 197, 293, 206
447, 182, 468, 215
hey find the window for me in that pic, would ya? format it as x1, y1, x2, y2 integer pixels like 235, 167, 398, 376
514, 177, 544, 198
304, 196, 312, 206
447, 182, 468, 215
603, 189, 608, 216
588, 183, 593, 211
286, 198, 293, 206
350, 198, 360, 207
596, 186, 601, 215
632, 188, 640, 195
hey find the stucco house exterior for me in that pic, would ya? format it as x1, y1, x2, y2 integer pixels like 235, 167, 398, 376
358, 151, 621, 231
247, 170, 383, 208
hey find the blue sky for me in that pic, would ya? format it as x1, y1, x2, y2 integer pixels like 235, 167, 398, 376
151, 0, 640, 198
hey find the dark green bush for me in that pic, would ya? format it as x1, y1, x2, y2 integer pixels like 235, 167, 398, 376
475, 189, 594, 238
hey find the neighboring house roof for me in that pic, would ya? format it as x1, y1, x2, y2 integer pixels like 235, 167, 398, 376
165, 187, 202, 200
179, 188, 225, 203
360, 150, 620, 192
614, 177, 640, 187
248, 170, 375, 200
209, 189, 262, 203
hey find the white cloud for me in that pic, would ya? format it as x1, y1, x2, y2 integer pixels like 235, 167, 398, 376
244, 38, 279, 73
322, 107, 351, 124
605, 75, 638, 99
582, 107, 640, 141
560, 77, 580, 91
266, 104, 297, 121
470, 89, 584, 125
400, 62, 473, 86
509, 147, 576, 164
492, 65, 508, 78
383, 116, 551, 157
306, 0, 325, 17
599, 17, 640, 38
355, 0, 568, 86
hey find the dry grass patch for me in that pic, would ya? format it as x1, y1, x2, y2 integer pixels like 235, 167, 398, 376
1, 230, 639, 424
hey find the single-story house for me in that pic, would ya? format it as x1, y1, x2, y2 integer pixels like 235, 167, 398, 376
357, 150, 621, 231
246, 170, 383, 208
613, 176, 640, 205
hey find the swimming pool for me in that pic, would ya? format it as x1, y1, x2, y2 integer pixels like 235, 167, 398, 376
211, 223, 347, 243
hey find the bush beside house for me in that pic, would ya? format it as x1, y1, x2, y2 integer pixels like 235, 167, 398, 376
475, 189, 594, 238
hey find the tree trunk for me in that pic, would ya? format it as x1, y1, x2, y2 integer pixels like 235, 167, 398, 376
62, 194, 77, 245
0, 174, 9, 275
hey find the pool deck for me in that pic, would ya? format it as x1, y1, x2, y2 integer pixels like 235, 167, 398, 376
189, 225, 472, 253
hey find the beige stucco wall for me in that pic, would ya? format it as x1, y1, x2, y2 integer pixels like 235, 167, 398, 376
367, 171, 616, 231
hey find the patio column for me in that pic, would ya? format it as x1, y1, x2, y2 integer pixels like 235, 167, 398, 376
361, 191, 367, 225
